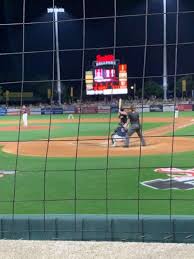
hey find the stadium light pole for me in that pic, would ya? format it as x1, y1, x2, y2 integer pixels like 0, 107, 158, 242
163, 0, 168, 101
47, 7, 64, 105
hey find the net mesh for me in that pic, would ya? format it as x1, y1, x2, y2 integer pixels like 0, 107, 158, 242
0, 0, 194, 240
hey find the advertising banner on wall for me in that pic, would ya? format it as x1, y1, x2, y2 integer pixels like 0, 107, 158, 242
136, 105, 150, 113
30, 108, 41, 115
0, 108, 7, 116
41, 107, 63, 115
80, 106, 98, 114
163, 105, 175, 112
97, 105, 110, 113
7, 108, 20, 115
63, 105, 76, 114
150, 105, 163, 112
178, 104, 192, 111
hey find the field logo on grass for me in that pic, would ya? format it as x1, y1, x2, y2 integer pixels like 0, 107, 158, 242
0, 170, 15, 178
141, 168, 194, 190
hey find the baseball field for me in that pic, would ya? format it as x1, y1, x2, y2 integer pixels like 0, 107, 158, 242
0, 111, 194, 216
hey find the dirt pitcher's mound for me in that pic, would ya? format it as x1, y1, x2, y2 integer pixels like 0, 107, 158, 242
1, 135, 194, 157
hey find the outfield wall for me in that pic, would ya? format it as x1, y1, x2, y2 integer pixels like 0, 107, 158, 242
1, 103, 194, 116
1, 215, 194, 243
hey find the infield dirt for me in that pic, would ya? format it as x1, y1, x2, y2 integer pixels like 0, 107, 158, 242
0, 117, 193, 157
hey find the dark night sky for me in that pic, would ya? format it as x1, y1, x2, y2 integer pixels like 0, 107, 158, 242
0, 0, 194, 98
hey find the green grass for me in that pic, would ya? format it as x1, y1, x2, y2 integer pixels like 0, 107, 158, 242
0, 112, 192, 215
0, 150, 193, 215
141, 111, 194, 118
0, 122, 168, 141
0, 114, 115, 121
171, 124, 194, 136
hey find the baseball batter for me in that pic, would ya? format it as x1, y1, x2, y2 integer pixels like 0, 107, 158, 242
21, 105, 28, 127
118, 108, 128, 125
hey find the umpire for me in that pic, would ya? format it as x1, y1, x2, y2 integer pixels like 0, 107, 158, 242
119, 105, 146, 147
127, 105, 146, 147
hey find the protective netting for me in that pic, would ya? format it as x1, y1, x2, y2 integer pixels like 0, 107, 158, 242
1, 0, 194, 241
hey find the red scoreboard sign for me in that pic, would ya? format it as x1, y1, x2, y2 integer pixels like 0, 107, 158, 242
85, 54, 128, 95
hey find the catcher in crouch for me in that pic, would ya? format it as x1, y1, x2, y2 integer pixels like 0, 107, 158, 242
119, 105, 146, 147
111, 123, 129, 147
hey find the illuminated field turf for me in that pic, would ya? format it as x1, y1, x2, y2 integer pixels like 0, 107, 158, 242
0, 112, 193, 215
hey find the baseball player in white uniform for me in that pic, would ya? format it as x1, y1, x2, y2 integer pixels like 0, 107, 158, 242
21, 105, 28, 127
175, 105, 179, 118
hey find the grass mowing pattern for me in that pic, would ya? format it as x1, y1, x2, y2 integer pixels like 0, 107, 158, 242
0, 122, 168, 141
0, 112, 193, 215
0, 150, 193, 214
170, 124, 194, 136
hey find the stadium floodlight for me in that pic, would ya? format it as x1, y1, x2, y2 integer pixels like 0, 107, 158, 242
163, 0, 168, 101
130, 85, 136, 99
47, 8, 64, 13
47, 7, 65, 105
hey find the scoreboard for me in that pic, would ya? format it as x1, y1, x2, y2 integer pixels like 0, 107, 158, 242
85, 54, 128, 95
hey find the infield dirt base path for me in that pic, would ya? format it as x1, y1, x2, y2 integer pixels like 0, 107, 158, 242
0, 117, 194, 157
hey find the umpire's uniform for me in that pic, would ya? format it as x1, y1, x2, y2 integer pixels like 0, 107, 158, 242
127, 111, 146, 146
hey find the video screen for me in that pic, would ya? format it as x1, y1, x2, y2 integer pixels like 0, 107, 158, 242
85, 55, 128, 95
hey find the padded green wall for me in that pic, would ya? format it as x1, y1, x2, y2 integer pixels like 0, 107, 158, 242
0, 215, 193, 243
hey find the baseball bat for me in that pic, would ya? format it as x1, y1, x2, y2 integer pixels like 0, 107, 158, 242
119, 98, 122, 111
